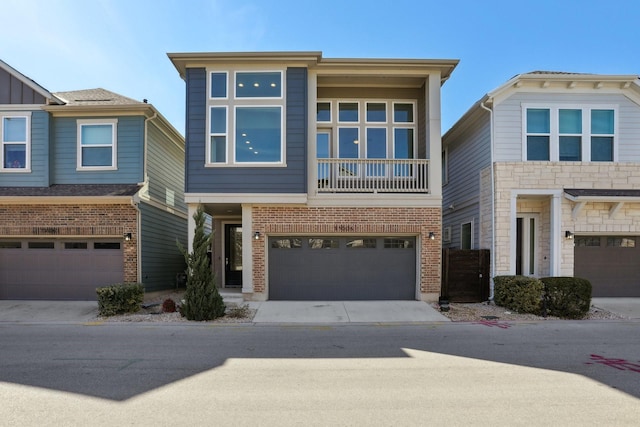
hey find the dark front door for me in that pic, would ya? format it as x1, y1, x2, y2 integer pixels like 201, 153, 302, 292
224, 224, 242, 287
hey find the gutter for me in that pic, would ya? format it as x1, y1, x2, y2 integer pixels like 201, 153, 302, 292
479, 100, 496, 301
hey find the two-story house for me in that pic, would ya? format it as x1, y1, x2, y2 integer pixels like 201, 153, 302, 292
0, 60, 187, 300
443, 71, 640, 297
169, 51, 458, 302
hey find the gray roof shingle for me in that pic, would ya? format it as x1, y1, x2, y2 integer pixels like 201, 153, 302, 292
52, 88, 143, 106
0, 184, 142, 197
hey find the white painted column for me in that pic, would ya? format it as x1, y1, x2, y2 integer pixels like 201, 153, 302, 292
550, 193, 562, 276
427, 72, 442, 198
241, 204, 253, 294
509, 192, 518, 275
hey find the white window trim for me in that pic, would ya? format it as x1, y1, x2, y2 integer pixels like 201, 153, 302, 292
232, 105, 284, 165
206, 69, 286, 167
209, 71, 229, 100
76, 118, 118, 171
392, 101, 417, 124
233, 70, 284, 100
337, 101, 360, 123
443, 226, 452, 243
207, 106, 229, 164
365, 101, 388, 124
521, 103, 618, 162
0, 112, 31, 173
317, 100, 332, 123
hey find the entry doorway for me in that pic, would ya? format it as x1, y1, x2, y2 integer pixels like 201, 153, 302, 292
224, 224, 243, 287
516, 215, 538, 276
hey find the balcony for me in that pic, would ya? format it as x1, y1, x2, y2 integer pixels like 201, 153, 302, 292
316, 159, 429, 193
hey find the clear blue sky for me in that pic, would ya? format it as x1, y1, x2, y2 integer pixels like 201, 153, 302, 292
3, 0, 639, 135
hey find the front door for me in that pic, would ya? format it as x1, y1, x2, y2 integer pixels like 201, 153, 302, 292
516, 215, 537, 276
224, 224, 242, 287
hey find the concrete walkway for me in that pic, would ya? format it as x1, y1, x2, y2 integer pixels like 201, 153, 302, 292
0, 297, 638, 324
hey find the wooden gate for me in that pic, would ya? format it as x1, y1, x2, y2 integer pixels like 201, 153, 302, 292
441, 249, 490, 303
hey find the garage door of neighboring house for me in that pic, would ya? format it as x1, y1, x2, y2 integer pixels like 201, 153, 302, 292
0, 240, 124, 300
268, 236, 416, 300
574, 235, 640, 297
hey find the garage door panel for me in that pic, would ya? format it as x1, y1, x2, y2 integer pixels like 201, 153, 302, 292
574, 235, 640, 297
269, 236, 415, 300
0, 240, 124, 300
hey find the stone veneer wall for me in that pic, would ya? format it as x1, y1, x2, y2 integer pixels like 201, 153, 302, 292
251, 206, 442, 301
0, 204, 138, 282
492, 162, 640, 276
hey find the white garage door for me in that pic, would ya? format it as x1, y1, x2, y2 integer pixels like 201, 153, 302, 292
0, 239, 124, 300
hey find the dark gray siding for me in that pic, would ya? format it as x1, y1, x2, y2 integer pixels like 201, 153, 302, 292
51, 116, 144, 184
139, 202, 187, 292
0, 67, 47, 104
185, 67, 307, 194
0, 110, 50, 187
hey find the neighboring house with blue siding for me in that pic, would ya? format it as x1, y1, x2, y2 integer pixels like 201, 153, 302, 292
0, 60, 186, 300
442, 71, 640, 297
169, 51, 458, 302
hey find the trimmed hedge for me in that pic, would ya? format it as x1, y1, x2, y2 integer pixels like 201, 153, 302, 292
96, 283, 144, 316
493, 275, 544, 315
540, 276, 592, 319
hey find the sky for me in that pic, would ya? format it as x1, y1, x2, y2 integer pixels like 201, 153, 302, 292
3, 0, 640, 135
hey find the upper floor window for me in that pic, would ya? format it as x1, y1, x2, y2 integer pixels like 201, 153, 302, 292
208, 70, 284, 166
1, 114, 30, 171
77, 119, 117, 170
524, 105, 616, 162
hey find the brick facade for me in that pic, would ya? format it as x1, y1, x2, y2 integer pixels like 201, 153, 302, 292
0, 203, 138, 282
251, 205, 442, 301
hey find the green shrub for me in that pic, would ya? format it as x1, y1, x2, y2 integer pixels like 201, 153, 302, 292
493, 275, 544, 315
96, 283, 144, 316
540, 277, 592, 319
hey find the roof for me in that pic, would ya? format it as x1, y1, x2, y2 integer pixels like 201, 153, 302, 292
564, 188, 640, 199
0, 184, 142, 198
167, 51, 459, 84
53, 88, 143, 106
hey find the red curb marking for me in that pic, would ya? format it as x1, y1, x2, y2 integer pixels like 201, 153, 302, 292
472, 319, 512, 329
585, 354, 640, 373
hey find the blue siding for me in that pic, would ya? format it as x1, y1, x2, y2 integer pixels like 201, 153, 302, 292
185, 67, 307, 194
51, 116, 144, 184
139, 201, 187, 292
147, 122, 186, 213
0, 110, 49, 187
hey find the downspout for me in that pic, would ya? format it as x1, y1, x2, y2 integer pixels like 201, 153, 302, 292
479, 100, 496, 301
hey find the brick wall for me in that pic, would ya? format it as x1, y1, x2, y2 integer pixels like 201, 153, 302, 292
251, 205, 442, 301
0, 204, 138, 282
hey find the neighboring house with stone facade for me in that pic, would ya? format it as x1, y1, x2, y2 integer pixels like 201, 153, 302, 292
442, 71, 640, 297
169, 51, 457, 302
0, 60, 186, 300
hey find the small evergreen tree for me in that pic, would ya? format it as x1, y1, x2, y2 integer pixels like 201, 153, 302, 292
178, 207, 225, 321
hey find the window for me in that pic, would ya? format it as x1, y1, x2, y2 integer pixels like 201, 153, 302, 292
28, 241, 55, 249
526, 108, 550, 160
346, 238, 377, 248
591, 110, 614, 161
442, 149, 448, 185
316, 100, 416, 178
207, 70, 284, 165
384, 238, 414, 249
524, 106, 616, 162
1, 114, 30, 171
64, 242, 88, 249
77, 119, 117, 169
607, 237, 635, 247
309, 238, 339, 249
271, 238, 302, 249
461, 222, 472, 250
210, 72, 228, 98
0, 241, 21, 249
443, 226, 452, 243
94, 242, 121, 250
575, 236, 600, 247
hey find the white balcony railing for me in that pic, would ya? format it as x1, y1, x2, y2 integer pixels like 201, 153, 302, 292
316, 158, 429, 193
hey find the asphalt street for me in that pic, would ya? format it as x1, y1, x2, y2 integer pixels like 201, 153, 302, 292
1, 321, 639, 426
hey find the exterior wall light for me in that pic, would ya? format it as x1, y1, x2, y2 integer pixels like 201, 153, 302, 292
254, 231, 260, 240
123, 232, 132, 241
565, 231, 574, 239
429, 232, 436, 240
